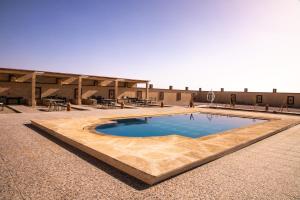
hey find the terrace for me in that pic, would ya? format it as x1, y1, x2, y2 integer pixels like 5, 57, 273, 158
1, 105, 300, 199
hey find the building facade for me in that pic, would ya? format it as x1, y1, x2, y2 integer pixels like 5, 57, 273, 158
0, 68, 299, 108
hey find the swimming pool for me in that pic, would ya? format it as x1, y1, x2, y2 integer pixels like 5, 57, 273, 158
95, 113, 266, 138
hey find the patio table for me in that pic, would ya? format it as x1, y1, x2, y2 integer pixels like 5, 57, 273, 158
44, 99, 66, 111
44, 98, 65, 103
135, 99, 152, 106
117, 98, 131, 104
102, 99, 115, 105
97, 99, 116, 109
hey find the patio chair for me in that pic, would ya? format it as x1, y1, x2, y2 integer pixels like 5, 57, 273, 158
57, 102, 67, 111
96, 96, 104, 104
47, 102, 54, 112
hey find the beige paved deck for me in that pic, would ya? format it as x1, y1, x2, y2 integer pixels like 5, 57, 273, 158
1, 107, 300, 199
0, 106, 16, 114
7, 105, 41, 113
31, 107, 300, 184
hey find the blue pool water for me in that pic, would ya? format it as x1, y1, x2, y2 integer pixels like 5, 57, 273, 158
95, 113, 266, 138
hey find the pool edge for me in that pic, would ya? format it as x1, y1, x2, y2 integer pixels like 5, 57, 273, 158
30, 110, 300, 185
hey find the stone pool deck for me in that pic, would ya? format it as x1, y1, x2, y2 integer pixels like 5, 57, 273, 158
1, 107, 300, 199
31, 107, 300, 184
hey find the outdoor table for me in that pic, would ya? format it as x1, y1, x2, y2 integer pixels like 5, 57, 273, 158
101, 99, 115, 105
97, 99, 116, 109
136, 99, 152, 106
44, 99, 66, 111
44, 98, 65, 104
117, 98, 130, 104
127, 98, 138, 104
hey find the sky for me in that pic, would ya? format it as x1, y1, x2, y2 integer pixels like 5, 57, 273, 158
0, 0, 300, 92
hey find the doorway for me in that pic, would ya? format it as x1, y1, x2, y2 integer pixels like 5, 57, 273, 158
108, 89, 115, 99
136, 91, 143, 100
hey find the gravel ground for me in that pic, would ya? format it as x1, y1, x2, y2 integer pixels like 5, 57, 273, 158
0, 109, 300, 200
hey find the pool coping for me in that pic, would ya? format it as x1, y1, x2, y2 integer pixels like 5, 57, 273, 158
31, 108, 300, 185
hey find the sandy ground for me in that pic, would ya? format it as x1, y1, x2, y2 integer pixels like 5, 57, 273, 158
0, 107, 299, 199
0, 106, 17, 114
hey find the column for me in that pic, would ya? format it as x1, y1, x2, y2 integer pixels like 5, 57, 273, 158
114, 80, 118, 101
145, 82, 149, 99
77, 76, 82, 105
31, 72, 36, 107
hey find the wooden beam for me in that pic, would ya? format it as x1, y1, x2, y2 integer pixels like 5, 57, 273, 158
77, 77, 82, 105
100, 80, 114, 86
145, 82, 149, 99
57, 77, 77, 85
0, 69, 33, 75
11, 73, 32, 82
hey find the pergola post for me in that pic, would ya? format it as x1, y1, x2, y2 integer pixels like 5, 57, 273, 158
145, 82, 149, 99
77, 76, 82, 105
31, 72, 36, 107
114, 80, 118, 101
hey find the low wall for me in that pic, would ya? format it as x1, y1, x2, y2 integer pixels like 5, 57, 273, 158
194, 91, 300, 108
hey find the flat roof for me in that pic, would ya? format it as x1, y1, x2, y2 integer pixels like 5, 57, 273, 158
0, 67, 149, 83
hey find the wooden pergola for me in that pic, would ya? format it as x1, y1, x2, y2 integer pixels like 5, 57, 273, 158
0, 68, 149, 107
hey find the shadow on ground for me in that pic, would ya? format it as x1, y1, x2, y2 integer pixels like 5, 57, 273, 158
25, 123, 150, 191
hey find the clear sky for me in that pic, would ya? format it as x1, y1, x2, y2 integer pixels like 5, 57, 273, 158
0, 0, 299, 92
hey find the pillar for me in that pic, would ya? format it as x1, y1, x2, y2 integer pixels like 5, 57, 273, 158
31, 72, 36, 107
77, 76, 82, 105
114, 80, 118, 100
145, 82, 149, 99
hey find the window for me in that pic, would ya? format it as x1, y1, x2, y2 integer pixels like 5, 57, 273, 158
256, 95, 263, 104
108, 89, 115, 99
159, 92, 164, 100
176, 92, 181, 101
287, 96, 294, 105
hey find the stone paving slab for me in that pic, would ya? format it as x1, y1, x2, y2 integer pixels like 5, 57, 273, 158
31, 108, 300, 184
